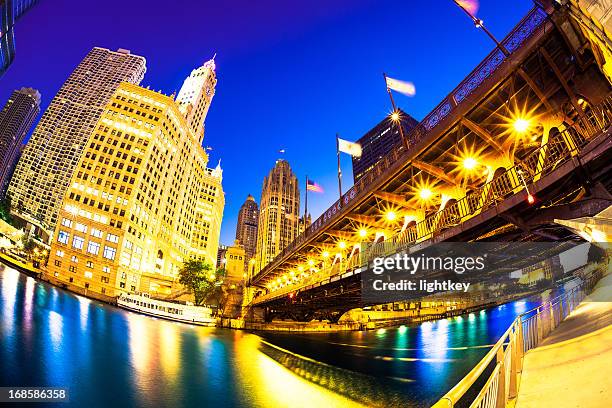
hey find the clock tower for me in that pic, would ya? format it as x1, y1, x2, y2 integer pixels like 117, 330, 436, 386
176, 56, 217, 143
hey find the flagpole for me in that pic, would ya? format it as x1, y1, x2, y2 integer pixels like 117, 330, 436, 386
336, 133, 343, 201
452, 0, 510, 56
304, 175, 308, 221
383, 72, 409, 149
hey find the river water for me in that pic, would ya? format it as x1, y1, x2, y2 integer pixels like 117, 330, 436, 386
0, 262, 552, 407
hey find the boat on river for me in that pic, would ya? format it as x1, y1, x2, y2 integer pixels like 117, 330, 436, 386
117, 292, 216, 326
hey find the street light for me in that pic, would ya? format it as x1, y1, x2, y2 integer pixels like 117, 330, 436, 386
513, 118, 530, 133
358, 228, 368, 238
338, 241, 347, 249
419, 188, 433, 200
463, 157, 478, 170
391, 111, 400, 122
385, 210, 397, 221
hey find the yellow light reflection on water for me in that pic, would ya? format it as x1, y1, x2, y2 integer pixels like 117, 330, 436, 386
160, 324, 181, 380
232, 333, 364, 408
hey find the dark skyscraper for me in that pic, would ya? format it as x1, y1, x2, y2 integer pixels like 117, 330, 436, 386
0, 87, 40, 196
235, 194, 259, 267
0, 0, 38, 76
352, 110, 418, 182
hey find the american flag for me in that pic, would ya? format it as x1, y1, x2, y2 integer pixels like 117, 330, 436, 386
306, 179, 323, 193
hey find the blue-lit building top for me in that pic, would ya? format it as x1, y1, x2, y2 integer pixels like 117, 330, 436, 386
0, 0, 38, 77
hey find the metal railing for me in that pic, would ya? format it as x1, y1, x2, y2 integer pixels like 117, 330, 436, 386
252, 95, 612, 303
432, 268, 603, 408
252, 6, 550, 282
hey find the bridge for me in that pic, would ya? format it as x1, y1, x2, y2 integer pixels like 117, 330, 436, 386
245, 2, 612, 321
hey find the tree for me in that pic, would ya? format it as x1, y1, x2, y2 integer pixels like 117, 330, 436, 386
178, 259, 221, 305
0, 194, 12, 225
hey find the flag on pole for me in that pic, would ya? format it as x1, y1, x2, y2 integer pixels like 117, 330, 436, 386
337, 137, 362, 158
456, 0, 479, 16
306, 179, 324, 193
278, 148, 286, 154
385, 76, 416, 97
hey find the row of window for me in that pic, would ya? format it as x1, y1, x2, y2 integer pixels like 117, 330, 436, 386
60, 218, 119, 242
57, 231, 117, 260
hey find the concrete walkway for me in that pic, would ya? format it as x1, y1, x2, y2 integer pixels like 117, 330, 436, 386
515, 273, 612, 408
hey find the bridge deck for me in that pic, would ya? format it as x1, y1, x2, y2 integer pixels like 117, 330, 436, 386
514, 272, 612, 408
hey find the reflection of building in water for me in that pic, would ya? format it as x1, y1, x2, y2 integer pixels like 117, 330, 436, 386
518, 256, 562, 285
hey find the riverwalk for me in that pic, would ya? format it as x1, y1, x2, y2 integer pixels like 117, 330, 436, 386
514, 273, 612, 408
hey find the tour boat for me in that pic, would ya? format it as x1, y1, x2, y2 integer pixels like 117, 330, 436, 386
117, 292, 216, 326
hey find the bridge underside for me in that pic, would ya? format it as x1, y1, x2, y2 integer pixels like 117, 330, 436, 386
247, 3, 612, 321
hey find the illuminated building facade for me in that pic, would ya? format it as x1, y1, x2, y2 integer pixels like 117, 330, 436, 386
235, 194, 258, 267
352, 110, 418, 182
219, 241, 246, 283
176, 57, 217, 143
190, 161, 224, 267
8, 48, 146, 233
0, 87, 40, 196
46, 79, 223, 298
254, 159, 300, 273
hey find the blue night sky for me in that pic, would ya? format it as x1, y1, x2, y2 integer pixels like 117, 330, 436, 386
2, 0, 533, 245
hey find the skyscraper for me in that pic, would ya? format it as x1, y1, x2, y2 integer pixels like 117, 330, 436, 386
0, 87, 40, 196
0, 0, 38, 76
8, 47, 146, 233
254, 159, 300, 273
176, 57, 217, 143
352, 110, 418, 182
46, 81, 224, 298
235, 194, 259, 267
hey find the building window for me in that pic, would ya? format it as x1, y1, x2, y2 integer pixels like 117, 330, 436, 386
61, 218, 73, 228
72, 236, 85, 250
101, 276, 109, 284
85, 271, 93, 279
87, 241, 101, 256
91, 228, 103, 238
54, 260, 61, 267
69, 266, 76, 273
106, 233, 119, 243
102, 266, 110, 274
119, 282, 125, 288
75, 223, 88, 233
103, 246, 116, 260
55, 250, 64, 257
58, 231, 70, 244
71, 255, 78, 263
86, 261, 94, 269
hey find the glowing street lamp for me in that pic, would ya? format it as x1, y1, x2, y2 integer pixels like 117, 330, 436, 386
358, 228, 368, 238
338, 241, 347, 250
513, 118, 530, 133
419, 188, 433, 200
322, 251, 330, 258
390, 111, 400, 122
462, 157, 478, 170
385, 211, 397, 222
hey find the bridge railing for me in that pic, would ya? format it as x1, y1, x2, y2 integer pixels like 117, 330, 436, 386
253, 95, 611, 303
432, 266, 603, 408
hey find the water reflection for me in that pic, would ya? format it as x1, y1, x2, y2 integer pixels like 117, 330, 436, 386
0, 263, 554, 408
